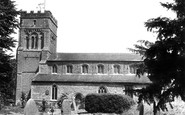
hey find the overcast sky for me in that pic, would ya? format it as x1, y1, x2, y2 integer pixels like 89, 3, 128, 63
13, 0, 175, 54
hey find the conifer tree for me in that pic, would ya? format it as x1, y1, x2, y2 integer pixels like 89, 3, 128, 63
130, 0, 185, 114
0, 0, 19, 105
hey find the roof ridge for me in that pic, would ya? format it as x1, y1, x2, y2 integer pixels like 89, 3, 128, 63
47, 52, 142, 61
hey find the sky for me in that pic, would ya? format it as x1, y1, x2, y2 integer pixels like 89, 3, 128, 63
13, 0, 175, 55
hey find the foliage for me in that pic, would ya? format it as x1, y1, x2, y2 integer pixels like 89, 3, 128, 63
57, 93, 68, 108
75, 93, 85, 109
129, 0, 185, 114
40, 99, 48, 112
0, 0, 19, 106
20, 92, 26, 108
36, 99, 50, 112
26, 90, 31, 101
85, 93, 135, 114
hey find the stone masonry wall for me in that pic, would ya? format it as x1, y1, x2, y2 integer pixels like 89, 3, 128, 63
16, 11, 57, 104
31, 83, 140, 101
45, 61, 136, 75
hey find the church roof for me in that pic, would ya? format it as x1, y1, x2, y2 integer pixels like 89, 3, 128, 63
47, 53, 143, 62
32, 74, 151, 84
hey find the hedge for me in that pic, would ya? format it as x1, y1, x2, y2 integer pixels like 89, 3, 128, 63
85, 93, 135, 114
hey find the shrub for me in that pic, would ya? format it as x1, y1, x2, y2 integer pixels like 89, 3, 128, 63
39, 99, 48, 112
85, 93, 135, 114
20, 92, 26, 108
57, 93, 68, 108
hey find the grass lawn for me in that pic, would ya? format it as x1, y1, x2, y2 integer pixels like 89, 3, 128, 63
0, 106, 24, 114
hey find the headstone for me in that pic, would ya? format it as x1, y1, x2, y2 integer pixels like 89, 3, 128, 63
62, 99, 72, 115
24, 99, 39, 115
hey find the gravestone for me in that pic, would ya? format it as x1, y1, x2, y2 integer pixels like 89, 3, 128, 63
62, 99, 72, 115
24, 99, 39, 115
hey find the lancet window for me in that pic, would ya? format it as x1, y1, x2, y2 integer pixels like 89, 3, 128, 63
114, 65, 121, 74
82, 64, 88, 74
24, 31, 44, 49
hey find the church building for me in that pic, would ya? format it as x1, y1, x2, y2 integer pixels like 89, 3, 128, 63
16, 10, 151, 104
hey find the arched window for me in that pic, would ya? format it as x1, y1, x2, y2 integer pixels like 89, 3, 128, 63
35, 36, 38, 49
82, 64, 88, 74
52, 84, 57, 100
31, 36, 34, 49
41, 34, 44, 49
98, 86, 107, 93
114, 65, 120, 74
97, 64, 104, 74
26, 36, 29, 49
33, 20, 36, 26
129, 66, 137, 74
66, 65, 73, 73
31, 33, 38, 49
52, 65, 57, 74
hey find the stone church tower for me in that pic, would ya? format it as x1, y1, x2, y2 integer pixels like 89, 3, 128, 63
16, 11, 57, 102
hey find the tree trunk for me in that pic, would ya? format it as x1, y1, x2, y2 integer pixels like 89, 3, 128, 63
153, 101, 158, 115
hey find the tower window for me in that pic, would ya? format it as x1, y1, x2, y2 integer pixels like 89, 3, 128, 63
82, 64, 88, 74
33, 20, 36, 26
26, 36, 29, 49
52, 84, 57, 100
35, 36, 38, 49
66, 65, 73, 73
98, 86, 107, 93
41, 34, 44, 49
52, 65, 57, 74
114, 65, 120, 74
97, 64, 104, 74
31, 36, 34, 49
31, 33, 38, 49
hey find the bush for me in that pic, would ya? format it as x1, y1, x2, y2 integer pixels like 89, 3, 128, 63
85, 93, 135, 114
20, 92, 26, 108
39, 99, 49, 112
57, 93, 68, 108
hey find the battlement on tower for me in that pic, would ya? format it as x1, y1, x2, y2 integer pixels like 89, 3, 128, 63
20, 10, 57, 26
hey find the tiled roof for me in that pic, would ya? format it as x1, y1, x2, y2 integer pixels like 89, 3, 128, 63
32, 74, 151, 84
47, 53, 143, 62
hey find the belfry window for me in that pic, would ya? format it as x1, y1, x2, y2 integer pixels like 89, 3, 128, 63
31, 33, 38, 49
82, 64, 88, 74
67, 65, 73, 73
41, 35, 44, 49
52, 65, 57, 74
97, 64, 104, 74
33, 20, 36, 26
52, 84, 57, 100
31, 36, 34, 49
26, 36, 29, 49
114, 65, 120, 74
35, 36, 38, 49
98, 86, 107, 93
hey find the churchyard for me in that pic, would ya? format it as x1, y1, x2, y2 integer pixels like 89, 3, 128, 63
1, 94, 185, 115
